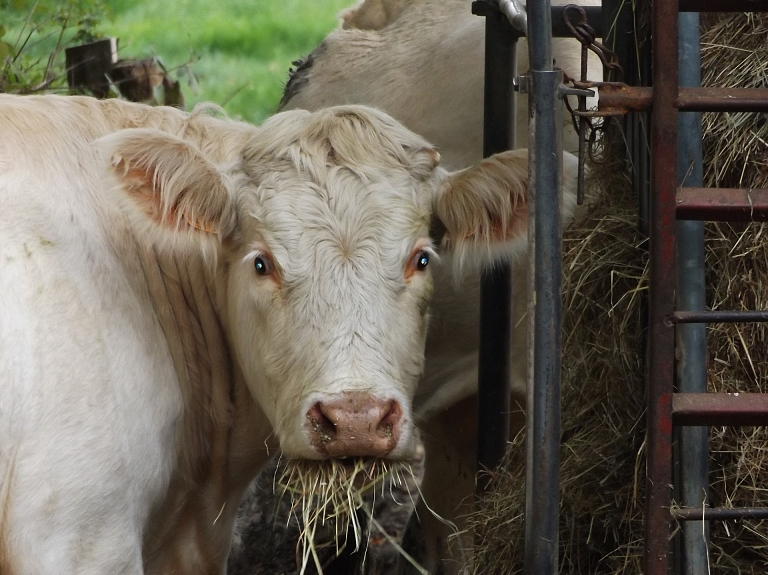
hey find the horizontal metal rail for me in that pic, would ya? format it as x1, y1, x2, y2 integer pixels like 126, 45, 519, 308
598, 85, 768, 114
472, 3, 603, 37
672, 507, 768, 521
672, 310, 768, 323
677, 187, 768, 221
680, 0, 768, 11
673, 393, 768, 426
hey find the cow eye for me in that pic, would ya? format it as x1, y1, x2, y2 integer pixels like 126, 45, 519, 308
254, 255, 274, 276
413, 250, 430, 271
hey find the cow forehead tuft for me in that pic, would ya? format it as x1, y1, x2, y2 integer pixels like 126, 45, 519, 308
240, 168, 432, 250
242, 106, 440, 185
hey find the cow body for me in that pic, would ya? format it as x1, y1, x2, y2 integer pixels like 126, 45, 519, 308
278, 1, 596, 572
281, 0, 601, 171
0, 96, 269, 574
0, 94, 573, 574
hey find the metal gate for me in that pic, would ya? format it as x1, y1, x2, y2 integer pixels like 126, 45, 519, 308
644, 1, 768, 573
477, 0, 768, 573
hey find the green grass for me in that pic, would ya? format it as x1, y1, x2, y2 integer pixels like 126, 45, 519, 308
100, 0, 351, 123
0, 0, 349, 121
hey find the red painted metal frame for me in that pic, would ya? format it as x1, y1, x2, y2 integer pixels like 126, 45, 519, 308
677, 187, 768, 221
645, 0, 678, 573
673, 393, 768, 426
680, 0, 768, 11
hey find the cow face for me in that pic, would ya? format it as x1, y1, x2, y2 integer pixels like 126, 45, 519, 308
101, 106, 573, 462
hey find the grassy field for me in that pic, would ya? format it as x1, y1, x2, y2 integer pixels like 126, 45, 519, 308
101, 0, 350, 123
0, 0, 351, 123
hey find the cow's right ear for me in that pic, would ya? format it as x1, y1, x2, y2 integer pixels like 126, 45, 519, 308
433, 149, 578, 269
98, 128, 237, 245
433, 149, 530, 266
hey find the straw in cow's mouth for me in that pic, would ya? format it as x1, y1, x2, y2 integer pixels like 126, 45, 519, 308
276, 458, 428, 574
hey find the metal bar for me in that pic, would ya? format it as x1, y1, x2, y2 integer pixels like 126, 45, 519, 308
672, 310, 768, 323
524, 0, 563, 572
678, 87, 768, 112
476, 3, 518, 491
645, 0, 679, 573
673, 393, 768, 426
474, 2, 603, 37
673, 507, 768, 521
679, 0, 768, 12
677, 187, 768, 221
675, 13, 709, 575
598, 86, 768, 114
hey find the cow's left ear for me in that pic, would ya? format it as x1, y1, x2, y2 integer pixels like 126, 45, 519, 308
433, 149, 577, 265
99, 128, 236, 242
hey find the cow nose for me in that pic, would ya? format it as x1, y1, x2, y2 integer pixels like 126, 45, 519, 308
307, 392, 402, 458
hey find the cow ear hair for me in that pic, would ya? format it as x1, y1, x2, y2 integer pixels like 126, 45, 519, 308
99, 128, 236, 243
434, 149, 578, 268
434, 149, 530, 267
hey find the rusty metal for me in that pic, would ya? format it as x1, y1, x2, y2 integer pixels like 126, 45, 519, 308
645, 0, 678, 574
679, 0, 768, 11
673, 393, 768, 426
597, 84, 652, 114
563, 5, 589, 204
672, 310, 768, 324
678, 87, 768, 112
562, 5, 622, 79
673, 507, 768, 521
598, 85, 768, 115
677, 187, 768, 221
561, 4, 620, 203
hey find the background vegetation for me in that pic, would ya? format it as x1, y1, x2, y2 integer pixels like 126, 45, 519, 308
0, 0, 351, 122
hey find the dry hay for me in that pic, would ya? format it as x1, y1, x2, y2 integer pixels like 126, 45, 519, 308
468, 11, 768, 575
229, 457, 423, 575
276, 459, 423, 575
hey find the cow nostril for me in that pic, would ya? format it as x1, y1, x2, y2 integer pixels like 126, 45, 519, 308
377, 400, 402, 438
308, 402, 337, 442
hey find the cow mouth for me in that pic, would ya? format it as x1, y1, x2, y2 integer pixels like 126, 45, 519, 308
278, 457, 412, 497
275, 458, 416, 560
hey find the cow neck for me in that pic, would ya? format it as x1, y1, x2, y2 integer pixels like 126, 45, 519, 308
136, 245, 231, 569
136, 244, 276, 572
137, 245, 235, 481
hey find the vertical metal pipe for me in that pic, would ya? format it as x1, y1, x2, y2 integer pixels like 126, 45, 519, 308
524, 0, 563, 572
477, 4, 518, 488
676, 11, 709, 575
645, 0, 679, 574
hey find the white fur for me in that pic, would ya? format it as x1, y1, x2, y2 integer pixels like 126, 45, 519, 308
281, 0, 602, 171
279, 2, 591, 571
0, 94, 555, 574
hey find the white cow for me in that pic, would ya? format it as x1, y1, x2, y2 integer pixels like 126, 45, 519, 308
0, 94, 576, 574
277, 0, 598, 572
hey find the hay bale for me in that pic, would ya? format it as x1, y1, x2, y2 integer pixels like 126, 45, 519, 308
468, 12, 768, 574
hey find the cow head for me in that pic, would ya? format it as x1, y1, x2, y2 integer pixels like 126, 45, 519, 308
100, 106, 576, 462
